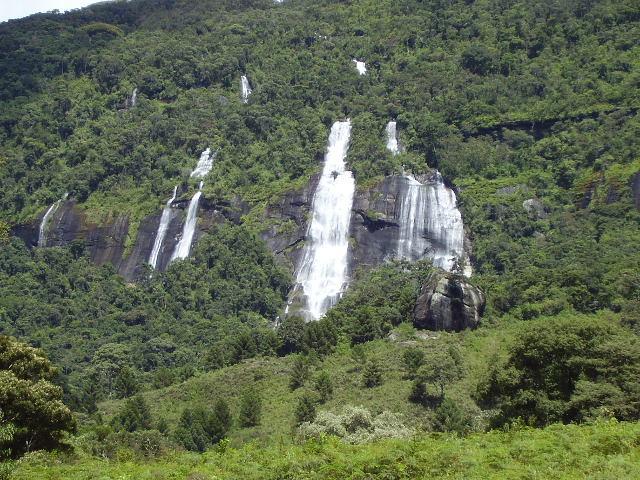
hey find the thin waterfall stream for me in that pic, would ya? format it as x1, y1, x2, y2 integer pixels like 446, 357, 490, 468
148, 185, 178, 269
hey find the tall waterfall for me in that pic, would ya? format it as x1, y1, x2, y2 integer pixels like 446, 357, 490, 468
294, 120, 354, 320
171, 182, 203, 262
38, 193, 67, 247
190, 148, 215, 179
130, 88, 138, 107
396, 173, 465, 272
353, 60, 367, 75
386, 121, 399, 155
148, 186, 178, 269
241, 75, 252, 103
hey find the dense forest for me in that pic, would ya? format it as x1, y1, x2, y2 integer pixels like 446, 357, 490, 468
1, 0, 639, 478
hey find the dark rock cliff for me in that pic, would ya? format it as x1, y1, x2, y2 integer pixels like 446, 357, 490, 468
414, 270, 485, 331
15, 194, 227, 282
15, 172, 475, 297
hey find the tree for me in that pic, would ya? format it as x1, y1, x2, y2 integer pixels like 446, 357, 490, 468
295, 392, 317, 426
0, 336, 75, 456
362, 360, 383, 388
174, 408, 209, 452
114, 366, 139, 398
402, 348, 425, 379
277, 315, 305, 354
433, 398, 472, 434
461, 44, 494, 75
313, 371, 333, 403
113, 395, 152, 432
478, 316, 640, 427
411, 346, 464, 405
289, 355, 309, 391
174, 403, 230, 452
211, 399, 232, 441
239, 388, 262, 427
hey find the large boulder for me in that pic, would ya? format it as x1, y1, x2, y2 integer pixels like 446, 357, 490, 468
413, 271, 485, 331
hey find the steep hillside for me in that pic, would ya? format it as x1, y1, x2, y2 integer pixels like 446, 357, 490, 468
1, 0, 639, 477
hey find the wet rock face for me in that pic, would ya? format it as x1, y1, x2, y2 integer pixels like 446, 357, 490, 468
413, 271, 485, 331
260, 174, 319, 272
349, 176, 403, 269
17, 195, 227, 282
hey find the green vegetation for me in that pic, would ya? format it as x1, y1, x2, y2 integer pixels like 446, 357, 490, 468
0, 336, 75, 457
1, 0, 640, 476
11, 421, 640, 479
0, 224, 290, 410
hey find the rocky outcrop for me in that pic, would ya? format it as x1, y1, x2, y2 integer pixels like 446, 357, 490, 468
349, 176, 403, 269
413, 271, 485, 331
15, 192, 228, 282
260, 174, 319, 271
522, 198, 548, 219
350, 173, 471, 273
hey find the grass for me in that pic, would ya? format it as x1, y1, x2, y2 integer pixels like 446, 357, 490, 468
11, 420, 640, 479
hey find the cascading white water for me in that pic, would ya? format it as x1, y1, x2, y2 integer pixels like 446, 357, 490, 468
38, 203, 60, 247
130, 87, 138, 107
190, 148, 215, 179
396, 173, 465, 273
171, 182, 203, 262
241, 75, 252, 103
353, 59, 367, 75
168, 146, 216, 264
294, 120, 354, 320
38, 193, 68, 247
148, 185, 178, 269
386, 121, 399, 155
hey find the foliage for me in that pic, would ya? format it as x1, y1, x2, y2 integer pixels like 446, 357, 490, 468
313, 371, 333, 404
294, 392, 317, 426
325, 262, 426, 345
288, 355, 309, 391
112, 396, 152, 433
362, 360, 383, 388
410, 346, 464, 405
239, 388, 262, 428
0, 336, 75, 457
174, 402, 230, 452
298, 406, 414, 444
401, 348, 424, 379
478, 314, 640, 427
11, 420, 640, 479
0, 224, 289, 407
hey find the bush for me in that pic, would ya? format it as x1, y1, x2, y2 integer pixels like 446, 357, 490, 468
239, 388, 262, 428
362, 360, 383, 388
289, 355, 310, 391
298, 406, 414, 444
112, 396, 152, 433
295, 392, 317, 426
478, 314, 640, 427
313, 372, 333, 403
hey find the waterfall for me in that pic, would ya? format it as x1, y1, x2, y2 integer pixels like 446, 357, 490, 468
130, 87, 138, 107
352, 60, 367, 75
168, 147, 216, 264
294, 120, 354, 320
396, 173, 465, 272
148, 186, 178, 269
386, 121, 399, 155
241, 75, 252, 103
190, 148, 215, 179
171, 182, 203, 262
38, 193, 67, 247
